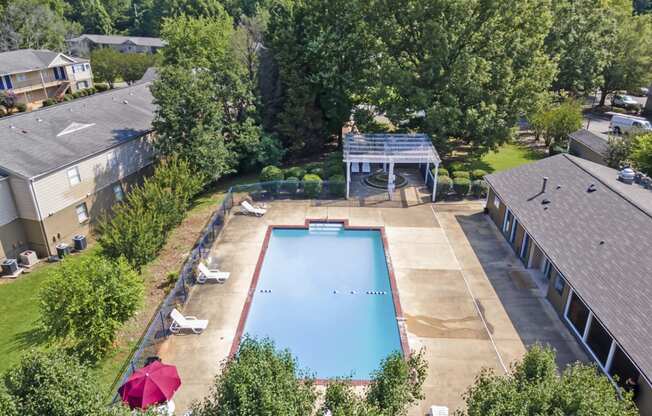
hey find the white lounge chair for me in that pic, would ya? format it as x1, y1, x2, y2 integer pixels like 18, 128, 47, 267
428, 406, 449, 416
197, 262, 230, 284
362, 162, 371, 173
240, 200, 266, 216
169, 309, 208, 334
351, 163, 360, 173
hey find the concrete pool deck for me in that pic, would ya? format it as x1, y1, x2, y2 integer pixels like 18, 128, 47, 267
159, 200, 586, 414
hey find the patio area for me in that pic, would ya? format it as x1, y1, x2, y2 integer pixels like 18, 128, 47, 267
158, 200, 586, 415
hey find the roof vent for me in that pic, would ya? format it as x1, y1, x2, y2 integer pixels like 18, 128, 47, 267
541, 198, 551, 205
9, 125, 15, 129
123, 100, 129, 104
587, 184, 597, 193
36, 117, 43, 122
541, 176, 548, 193
556, 184, 562, 189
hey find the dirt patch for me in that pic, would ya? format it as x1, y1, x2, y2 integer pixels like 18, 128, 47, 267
405, 313, 488, 340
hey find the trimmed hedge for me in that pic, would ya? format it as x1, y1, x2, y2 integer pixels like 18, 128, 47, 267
282, 177, 299, 194
42, 98, 56, 107
471, 169, 488, 180
324, 161, 343, 178
453, 177, 471, 195
284, 166, 306, 180
309, 167, 324, 178
329, 174, 345, 197
95, 83, 110, 92
452, 171, 470, 179
303, 174, 323, 198
435, 167, 449, 177
448, 161, 465, 172
471, 179, 488, 197
260, 165, 284, 194
436, 176, 452, 199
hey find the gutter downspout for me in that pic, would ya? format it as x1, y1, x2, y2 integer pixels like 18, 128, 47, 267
29, 179, 51, 257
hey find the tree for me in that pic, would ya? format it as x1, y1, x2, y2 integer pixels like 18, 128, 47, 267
631, 132, 652, 174
91, 48, 123, 88
600, 10, 652, 106
119, 53, 158, 84
75, 0, 114, 34
545, 0, 617, 95
3, 350, 110, 416
458, 345, 638, 416
191, 337, 317, 416
0, 0, 80, 52
138, 0, 227, 36
605, 135, 635, 168
533, 98, 582, 151
366, 0, 556, 159
39, 254, 143, 361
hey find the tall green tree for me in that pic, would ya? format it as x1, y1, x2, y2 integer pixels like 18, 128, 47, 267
458, 345, 638, 416
367, 0, 556, 158
0, 0, 80, 51
632, 132, 652, 174
39, 255, 143, 362
137, 0, 226, 36
119, 53, 158, 84
600, 10, 652, 105
192, 337, 317, 416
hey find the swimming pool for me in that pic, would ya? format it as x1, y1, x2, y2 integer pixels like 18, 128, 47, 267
232, 222, 405, 380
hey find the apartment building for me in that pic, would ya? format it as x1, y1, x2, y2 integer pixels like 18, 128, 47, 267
485, 154, 652, 415
66, 34, 166, 57
0, 80, 155, 260
0, 49, 93, 108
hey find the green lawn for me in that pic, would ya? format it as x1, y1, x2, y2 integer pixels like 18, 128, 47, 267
467, 143, 544, 173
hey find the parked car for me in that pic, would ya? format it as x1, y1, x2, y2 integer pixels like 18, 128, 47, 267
612, 94, 642, 112
630, 87, 649, 97
610, 114, 652, 135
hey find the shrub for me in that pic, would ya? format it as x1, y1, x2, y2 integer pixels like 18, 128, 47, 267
471, 179, 488, 197
329, 174, 346, 197
453, 177, 471, 195
98, 157, 203, 268
42, 98, 56, 107
448, 161, 465, 172
39, 255, 143, 362
87, 86, 97, 95
95, 83, 110, 92
282, 177, 299, 194
452, 171, 470, 179
15, 103, 26, 112
305, 162, 322, 173
436, 176, 452, 199
63, 94, 73, 101
0, 105, 7, 116
324, 160, 343, 178
309, 167, 324, 178
471, 169, 488, 180
284, 166, 306, 180
2, 350, 110, 416
260, 165, 284, 194
303, 174, 323, 198
433, 167, 449, 177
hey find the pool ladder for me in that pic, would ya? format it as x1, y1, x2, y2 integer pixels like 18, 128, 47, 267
308, 222, 343, 235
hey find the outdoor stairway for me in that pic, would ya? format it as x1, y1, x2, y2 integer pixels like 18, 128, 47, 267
308, 222, 343, 235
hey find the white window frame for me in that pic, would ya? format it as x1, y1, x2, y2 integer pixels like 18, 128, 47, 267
15, 73, 27, 82
67, 166, 81, 186
113, 183, 124, 201
75, 203, 89, 223
493, 195, 501, 209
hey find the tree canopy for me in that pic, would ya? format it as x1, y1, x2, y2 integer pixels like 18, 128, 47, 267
459, 345, 638, 416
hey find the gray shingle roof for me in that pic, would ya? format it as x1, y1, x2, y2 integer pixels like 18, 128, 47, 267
485, 154, 652, 382
67, 34, 165, 48
569, 129, 609, 156
0, 49, 86, 76
0, 82, 155, 179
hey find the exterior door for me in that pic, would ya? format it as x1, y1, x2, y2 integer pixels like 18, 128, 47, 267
520, 233, 530, 265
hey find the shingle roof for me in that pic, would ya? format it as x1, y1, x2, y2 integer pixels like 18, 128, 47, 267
0, 82, 155, 179
67, 34, 165, 48
485, 154, 652, 383
569, 129, 609, 156
0, 49, 85, 76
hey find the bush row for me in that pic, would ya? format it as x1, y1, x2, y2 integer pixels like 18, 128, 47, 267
436, 177, 488, 199
432, 167, 487, 180
98, 157, 204, 269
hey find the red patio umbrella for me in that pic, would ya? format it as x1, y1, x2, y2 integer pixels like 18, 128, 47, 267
118, 361, 181, 409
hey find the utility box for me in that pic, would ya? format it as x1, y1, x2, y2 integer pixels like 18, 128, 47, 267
19, 250, 38, 267
56, 243, 71, 259
1, 259, 18, 276
73, 235, 87, 251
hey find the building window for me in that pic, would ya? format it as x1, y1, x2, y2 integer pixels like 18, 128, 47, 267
609, 345, 640, 388
107, 151, 117, 169
75, 203, 89, 223
493, 195, 500, 209
113, 183, 124, 201
2, 75, 12, 89
567, 292, 590, 336
15, 73, 27, 82
67, 166, 81, 186
76, 80, 89, 89
84, 63, 90, 71
53, 67, 67, 80
586, 318, 612, 366
554, 273, 565, 295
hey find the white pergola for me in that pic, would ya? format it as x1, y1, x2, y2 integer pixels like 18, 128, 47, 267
343, 133, 441, 201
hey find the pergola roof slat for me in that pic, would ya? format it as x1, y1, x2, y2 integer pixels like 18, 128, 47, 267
343, 133, 440, 164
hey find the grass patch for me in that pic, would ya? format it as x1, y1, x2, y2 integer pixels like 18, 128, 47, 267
450, 143, 545, 173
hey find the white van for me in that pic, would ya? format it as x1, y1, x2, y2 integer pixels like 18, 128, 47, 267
609, 113, 652, 135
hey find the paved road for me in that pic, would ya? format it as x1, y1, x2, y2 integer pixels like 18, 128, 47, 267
583, 92, 650, 140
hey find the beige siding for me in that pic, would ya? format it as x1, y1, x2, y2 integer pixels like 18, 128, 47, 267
32, 137, 154, 218
0, 178, 19, 226
8, 177, 39, 220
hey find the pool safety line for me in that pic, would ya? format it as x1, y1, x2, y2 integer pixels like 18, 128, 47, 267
429, 205, 508, 374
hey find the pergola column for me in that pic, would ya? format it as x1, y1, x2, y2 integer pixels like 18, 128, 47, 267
431, 163, 439, 202
388, 161, 395, 200
346, 161, 350, 199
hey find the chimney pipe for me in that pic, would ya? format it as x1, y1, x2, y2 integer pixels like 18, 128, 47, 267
542, 177, 548, 193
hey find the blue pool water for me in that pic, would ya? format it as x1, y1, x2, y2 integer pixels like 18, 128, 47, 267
241, 225, 403, 379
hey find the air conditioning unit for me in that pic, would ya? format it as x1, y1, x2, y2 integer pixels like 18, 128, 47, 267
19, 250, 38, 267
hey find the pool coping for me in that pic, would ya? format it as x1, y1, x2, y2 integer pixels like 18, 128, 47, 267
228, 218, 410, 386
